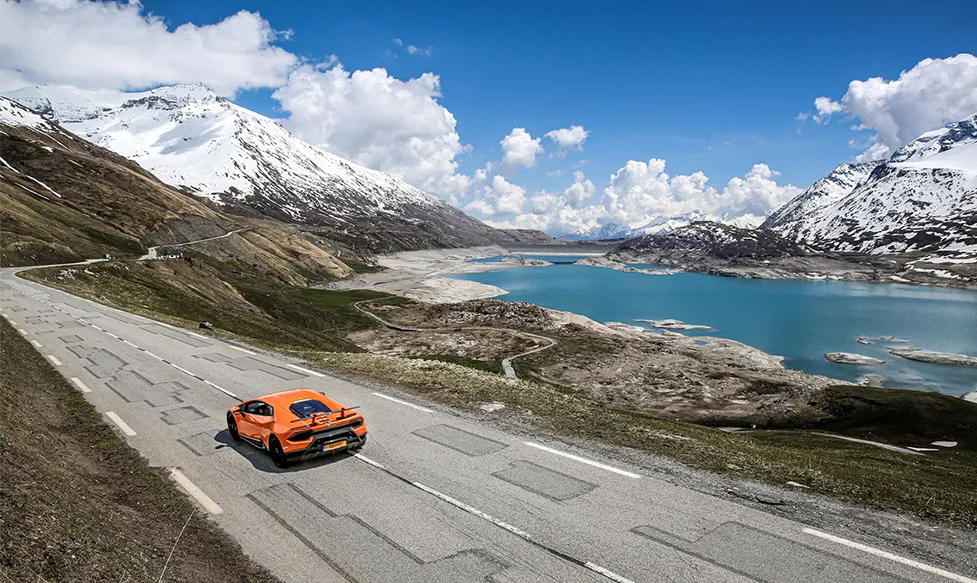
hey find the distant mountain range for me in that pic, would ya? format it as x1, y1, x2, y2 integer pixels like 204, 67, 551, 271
3, 84, 552, 253
559, 211, 764, 241
762, 112, 977, 259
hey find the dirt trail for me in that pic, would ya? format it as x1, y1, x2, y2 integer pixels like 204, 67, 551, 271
352, 300, 557, 379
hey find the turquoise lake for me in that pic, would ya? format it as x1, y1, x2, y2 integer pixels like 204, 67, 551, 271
452, 259, 977, 396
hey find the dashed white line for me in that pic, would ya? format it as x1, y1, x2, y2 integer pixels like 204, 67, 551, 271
803, 528, 976, 583
186, 331, 209, 340
412, 481, 531, 539
286, 363, 325, 378
143, 350, 164, 361
18, 328, 28, 335
105, 332, 119, 339
70, 377, 92, 393
171, 364, 196, 377
204, 380, 240, 400
524, 442, 641, 479
371, 392, 434, 413
229, 345, 256, 355
30, 339, 42, 348
584, 563, 637, 583
8, 319, 16, 325
105, 411, 136, 436
353, 453, 386, 469
170, 469, 222, 515
47, 354, 63, 366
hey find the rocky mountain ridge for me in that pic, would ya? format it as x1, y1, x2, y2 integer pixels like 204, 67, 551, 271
4, 84, 553, 253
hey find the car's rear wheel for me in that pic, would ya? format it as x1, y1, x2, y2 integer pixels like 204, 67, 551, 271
226, 413, 240, 441
268, 436, 288, 468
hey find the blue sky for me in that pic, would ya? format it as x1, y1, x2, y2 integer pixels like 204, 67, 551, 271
144, 0, 975, 188
3, 0, 977, 234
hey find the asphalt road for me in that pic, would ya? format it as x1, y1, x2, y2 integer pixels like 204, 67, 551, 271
2, 266, 973, 583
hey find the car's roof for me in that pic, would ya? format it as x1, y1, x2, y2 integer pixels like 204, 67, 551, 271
255, 388, 346, 411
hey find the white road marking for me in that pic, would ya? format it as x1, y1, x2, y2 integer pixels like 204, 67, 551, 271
105, 411, 136, 436
353, 453, 386, 469
143, 350, 164, 361
105, 332, 119, 339
170, 468, 222, 515
204, 380, 240, 400
412, 481, 531, 539
91, 325, 104, 331
229, 345, 256, 355
47, 355, 63, 366
18, 328, 27, 335
803, 528, 977, 583
70, 377, 92, 393
584, 562, 637, 583
524, 442, 641, 479
8, 319, 16, 325
286, 363, 325, 377
30, 339, 42, 348
371, 392, 434, 413
186, 331, 208, 340
171, 364, 197, 377
121, 339, 138, 348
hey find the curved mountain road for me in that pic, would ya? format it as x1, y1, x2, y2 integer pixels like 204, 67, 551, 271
352, 300, 558, 379
1, 265, 973, 583
139, 227, 250, 260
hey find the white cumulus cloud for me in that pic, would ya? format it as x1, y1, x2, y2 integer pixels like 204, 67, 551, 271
273, 63, 470, 199
478, 160, 800, 236
562, 170, 596, 209
464, 175, 526, 217
805, 53, 977, 160
500, 127, 543, 168
545, 125, 589, 151
0, 0, 298, 95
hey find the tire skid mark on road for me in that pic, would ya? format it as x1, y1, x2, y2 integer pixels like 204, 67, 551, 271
352, 454, 634, 583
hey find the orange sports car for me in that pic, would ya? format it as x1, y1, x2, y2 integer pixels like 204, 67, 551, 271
226, 388, 367, 467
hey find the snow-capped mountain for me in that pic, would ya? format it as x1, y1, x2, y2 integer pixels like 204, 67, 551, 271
763, 113, 977, 257
612, 221, 808, 259
4, 84, 544, 252
561, 210, 763, 240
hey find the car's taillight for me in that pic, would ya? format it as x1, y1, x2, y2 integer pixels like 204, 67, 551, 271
288, 431, 312, 442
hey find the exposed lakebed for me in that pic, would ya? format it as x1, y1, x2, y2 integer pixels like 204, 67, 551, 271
452, 257, 977, 396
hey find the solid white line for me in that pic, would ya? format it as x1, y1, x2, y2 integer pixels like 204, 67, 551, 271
18, 328, 27, 335
204, 380, 240, 400
412, 481, 531, 539
229, 345, 256, 355
47, 355, 63, 366
803, 528, 976, 583
105, 411, 136, 436
286, 363, 325, 378
70, 377, 92, 393
371, 392, 433, 413
170, 468, 222, 514
353, 453, 386, 469
186, 331, 208, 340
584, 562, 637, 583
30, 339, 42, 348
171, 364, 197, 377
524, 442, 641, 479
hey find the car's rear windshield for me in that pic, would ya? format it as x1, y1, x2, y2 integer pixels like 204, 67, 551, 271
289, 399, 332, 419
